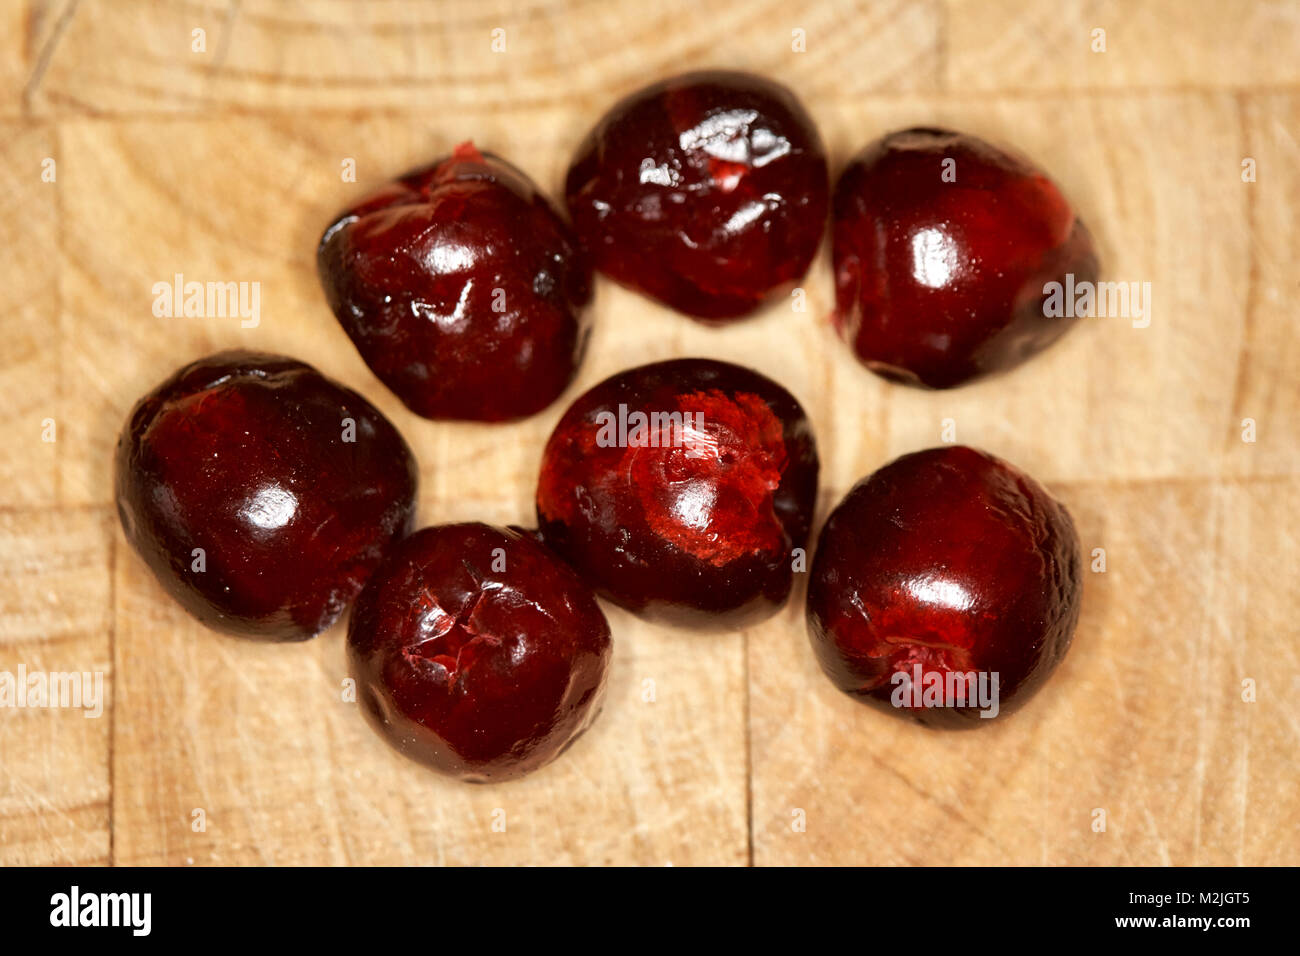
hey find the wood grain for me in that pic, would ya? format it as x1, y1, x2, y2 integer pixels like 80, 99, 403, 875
0, 0, 1296, 866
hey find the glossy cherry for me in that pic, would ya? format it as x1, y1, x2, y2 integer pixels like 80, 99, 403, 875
565, 70, 829, 323
807, 446, 1082, 727
832, 127, 1100, 388
347, 523, 612, 782
318, 142, 593, 421
114, 350, 418, 641
536, 358, 819, 628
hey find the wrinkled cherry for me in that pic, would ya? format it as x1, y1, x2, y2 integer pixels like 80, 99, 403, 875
347, 523, 612, 782
536, 358, 819, 628
807, 446, 1082, 727
565, 70, 829, 323
115, 350, 417, 641
832, 127, 1100, 388
318, 142, 593, 421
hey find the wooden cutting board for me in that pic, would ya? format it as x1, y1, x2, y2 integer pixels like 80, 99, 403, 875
1, 0, 1297, 866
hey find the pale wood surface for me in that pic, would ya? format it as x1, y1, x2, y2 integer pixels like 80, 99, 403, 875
1, 0, 1297, 866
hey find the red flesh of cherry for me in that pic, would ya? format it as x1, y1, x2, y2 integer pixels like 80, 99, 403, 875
114, 350, 418, 641
536, 358, 819, 628
318, 142, 593, 421
565, 70, 829, 323
832, 127, 1100, 388
347, 522, 612, 782
806, 446, 1082, 726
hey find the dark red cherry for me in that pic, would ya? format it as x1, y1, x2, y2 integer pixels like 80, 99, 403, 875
318, 142, 593, 421
832, 127, 1100, 388
114, 350, 417, 641
536, 358, 819, 628
807, 446, 1081, 727
565, 70, 829, 323
347, 523, 612, 782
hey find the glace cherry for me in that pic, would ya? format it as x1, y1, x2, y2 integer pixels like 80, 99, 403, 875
832, 127, 1099, 388
347, 523, 612, 782
807, 446, 1082, 726
114, 350, 417, 641
536, 358, 819, 628
565, 70, 829, 323
318, 142, 593, 421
